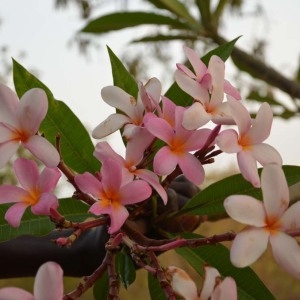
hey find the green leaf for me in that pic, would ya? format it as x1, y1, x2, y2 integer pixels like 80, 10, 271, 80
201, 36, 241, 65
13, 59, 100, 174
132, 33, 198, 43
147, 0, 197, 25
147, 272, 167, 300
80, 12, 191, 34
0, 198, 90, 242
116, 251, 136, 289
107, 46, 138, 97
93, 270, 109, 300
176, 232, 275, 300
180, 165, 300, 216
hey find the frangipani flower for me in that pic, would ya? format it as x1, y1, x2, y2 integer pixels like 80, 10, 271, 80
0, 158, 61, 227
144, 106, 212, 185
216, 99, 282, 187
166, 265, 237, 300
224, 164, 300, 279
0, 261, 64, 300
74, 158, 152, 233
0, 83, 60, 168
94, 141, 167, 204
92, 77, 161, 139
175, 46, 241, 129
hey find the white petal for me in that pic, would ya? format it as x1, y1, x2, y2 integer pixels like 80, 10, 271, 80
280, 202, 300, 230
211, 277, 237, 300
199, 266, 220, 300
182, 102, 211, 130
92, 113, 130, 139
0, 83, 19, 126
270, 232, 300, 279
251, 143, 282, 166
230, 227, 269, 267
224, 195, 266, 226
261, 164, 289, 219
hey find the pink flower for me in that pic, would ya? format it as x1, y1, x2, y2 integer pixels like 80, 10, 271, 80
144, 106, 212, 185
175, 46, 241, 129
166, 265, 237, 300
0, 158, 61, 227
0, 261, 64, 299
224, 164, 300, 279
94, 141, 167, 204
216, 99, 282, 187
0, 83, 60, 168
74, 158, 152, 233
92, 77, 161, 139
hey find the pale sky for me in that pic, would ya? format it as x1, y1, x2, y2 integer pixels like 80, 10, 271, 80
1, 0, 300, 172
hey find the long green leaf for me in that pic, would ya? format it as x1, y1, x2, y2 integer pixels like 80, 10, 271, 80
147, 0, 197, 25
132, 33, 198, 43
80, 12, 191, 34
0, 198, 90, 242
148, 272, 167, 300
93, 270, 109, 300
116, 251, 136, 289
201, 35, 241, 64
107, 46, 138, 97
176, 232, 275, 300
180, 165, 300, 216
13, 59, 100, 174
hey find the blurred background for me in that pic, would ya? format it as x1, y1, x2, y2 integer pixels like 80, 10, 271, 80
1, 0, 300, 299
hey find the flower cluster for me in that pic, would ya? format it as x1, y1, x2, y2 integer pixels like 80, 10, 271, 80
0, 44, 299, 299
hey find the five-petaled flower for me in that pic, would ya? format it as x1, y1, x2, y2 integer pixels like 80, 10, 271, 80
0, 261, 64, 300
175, 46, 241, 130
92, 77, 161, 140
166, 265, 237, 300
144, 106, 212, 185
0, 158, 61, 227
75, 158, 152, 233
0, 84, 60, 168
216, 99, 282, 187
224, 164, 300, 279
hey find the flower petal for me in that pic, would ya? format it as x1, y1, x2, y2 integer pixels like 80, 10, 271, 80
183, 45, 207, 79
144, 115, 174, 144
101, 86, 138, 120
5, 202, 29, 227
200, 266, 220, 300
211, 277, 237, 300
31, 194, 58, 215
251, 143, 282, 166
224, 79, 241, 100
92, 113, 130, 139
120, 180, 152, 205
178, 154, 205, 185
101, 159, 122, 193
215, 129, 241, 153
270, 232, 300, 279
135, 169, 167, 204
224, 195, 266, 226
0, 83, 19, 126
261, 164, 289, 219
94, 141, 124, 165
18, 88, 48, 134
153, 146, 178, 176
237, 151, 260, 188
182, 102, 211, 130
166, 266, 199, 300
75, 172, 103, 198
230, 227, 269, 267
245, 102, 272, 144
0, 140, 19, 168
34, 262, 64, 299
280, 202, 300, 230
175, 69, 209, 103
0, 185, 27, 204
14, 158, 39, 190
38, 167, 61, 192
24, 135, 60, 167
228, 99, 251, 137
0, 287, 33, 300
